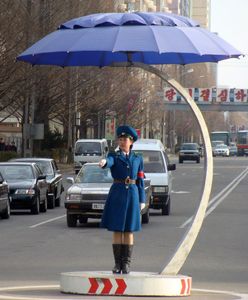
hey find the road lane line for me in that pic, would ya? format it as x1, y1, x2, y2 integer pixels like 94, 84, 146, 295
180, 167, 248, 229
205, 168, 248, 217
29, 214, 66, 228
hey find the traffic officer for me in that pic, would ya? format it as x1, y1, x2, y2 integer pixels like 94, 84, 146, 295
99, 125, 146, 274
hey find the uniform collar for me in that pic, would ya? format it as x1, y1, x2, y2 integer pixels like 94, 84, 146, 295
117, 149, 134, 162
122, 150, 130, 156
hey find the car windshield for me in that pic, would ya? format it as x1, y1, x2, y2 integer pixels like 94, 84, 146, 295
76, 165, 112, 183
34, 161, 53, 175
19, 160, 53, 175
217, 144, 228, 149
135, 150, 165, 173
181, 144, 198, 150
0, 165, 34, 180
75, 142, 101, 155
211, 141, 224, 147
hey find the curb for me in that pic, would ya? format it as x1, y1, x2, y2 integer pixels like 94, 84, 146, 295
60, 271, 192, 296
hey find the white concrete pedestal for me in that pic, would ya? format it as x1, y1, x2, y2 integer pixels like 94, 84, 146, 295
60, 271, 192, 296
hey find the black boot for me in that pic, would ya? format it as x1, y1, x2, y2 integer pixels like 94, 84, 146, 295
121, 244, 133, 274
112, 244, 122, 274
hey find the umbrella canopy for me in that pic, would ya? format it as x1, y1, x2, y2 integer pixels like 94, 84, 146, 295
17, 12, 242, 67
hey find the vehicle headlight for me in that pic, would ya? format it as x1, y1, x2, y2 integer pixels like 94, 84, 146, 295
66, 194, 82, 201
153, 186, 167, 193
15, 189, 35, 195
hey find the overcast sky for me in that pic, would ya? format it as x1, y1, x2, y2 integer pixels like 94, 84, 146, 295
210, 0, 248, 88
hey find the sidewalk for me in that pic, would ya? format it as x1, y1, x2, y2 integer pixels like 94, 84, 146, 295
57, 163, 74, 173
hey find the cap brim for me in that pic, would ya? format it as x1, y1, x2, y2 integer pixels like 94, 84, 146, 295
118, 134, 133, 140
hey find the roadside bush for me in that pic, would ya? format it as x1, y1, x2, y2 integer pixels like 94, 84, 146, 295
33, 148, 72, 164
33, 149, 53, 159
0, 151, 19, 162
51, 148, 73, 163
42, 129, 66, 150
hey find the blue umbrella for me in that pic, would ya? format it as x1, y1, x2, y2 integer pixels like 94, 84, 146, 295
17, 12, 242, 67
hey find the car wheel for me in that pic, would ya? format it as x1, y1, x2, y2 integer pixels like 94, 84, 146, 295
48, 194, 55, 209
67, 212, 77, 227
162, 196, 170, 216
196, 158, 200, 163
40, 197, 47, 213
79, 216, 88, 224
179, 158, 183, 164
1, 198, 10, 219
141, 208, 150, 224
31, 196, 40, 215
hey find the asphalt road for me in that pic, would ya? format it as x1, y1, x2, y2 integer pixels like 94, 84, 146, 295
0, 156, 248, 299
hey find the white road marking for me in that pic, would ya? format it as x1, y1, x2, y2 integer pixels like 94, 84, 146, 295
180, 167, 248, 229
0, 285, 59, 300
194, 288, 248, 300
0, 285, 247, 299
29, 215, 66, 228
205, 167, 247, 217
172, 190, 190, 194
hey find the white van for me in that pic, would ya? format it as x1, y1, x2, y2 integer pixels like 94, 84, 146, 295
74, 139, 108, 174
132, 139, 176, 215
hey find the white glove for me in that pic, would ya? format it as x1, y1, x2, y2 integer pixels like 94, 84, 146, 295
140, 203, 146, 211
99, 159, 107, 168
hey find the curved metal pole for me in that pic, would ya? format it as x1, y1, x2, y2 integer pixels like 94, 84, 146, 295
136, 63, 213, 275
111, 62, 213, 275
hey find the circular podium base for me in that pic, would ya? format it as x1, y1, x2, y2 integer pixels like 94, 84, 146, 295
60, 271, 192, 296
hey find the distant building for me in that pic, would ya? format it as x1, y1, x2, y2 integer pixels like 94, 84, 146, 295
192, 0, 210, 28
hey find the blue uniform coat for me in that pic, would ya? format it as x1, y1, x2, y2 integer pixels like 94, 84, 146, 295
100, 150, 146, 232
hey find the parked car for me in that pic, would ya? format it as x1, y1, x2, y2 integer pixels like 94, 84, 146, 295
229, 142, 237, 156
179, 143, 200, 163
0, 171, 10, 219
213, 144, 230, 157
65, 163, 151, 227
132, 139, 176, 216
11, 158, 64, 208
0, 162, 48, 214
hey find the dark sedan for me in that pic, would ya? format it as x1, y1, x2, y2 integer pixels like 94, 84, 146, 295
179, 143, 201, 163
11, 158, 64, 208
0, 171, 10, 219
65, 163, 151, 227
0, 162, 48, 214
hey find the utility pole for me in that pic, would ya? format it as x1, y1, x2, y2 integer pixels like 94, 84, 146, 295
23, 0, 32, 157
66, 69, 73, 152
23, 99, 29, 157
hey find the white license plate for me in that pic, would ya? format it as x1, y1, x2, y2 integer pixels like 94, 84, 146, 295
92, 203, 105, 210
